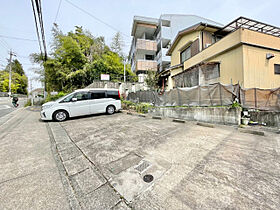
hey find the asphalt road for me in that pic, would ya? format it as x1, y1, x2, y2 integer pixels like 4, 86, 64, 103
0, 97, 26, 118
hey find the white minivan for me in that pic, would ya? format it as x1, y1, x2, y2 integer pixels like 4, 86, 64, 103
40, 88, 121, 121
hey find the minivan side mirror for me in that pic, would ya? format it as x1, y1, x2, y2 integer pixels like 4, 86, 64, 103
72, 98, 77, 102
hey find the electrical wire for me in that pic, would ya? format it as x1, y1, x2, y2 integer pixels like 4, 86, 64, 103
30, 0, 43, 55
0, 35, 37, 42
36, 0, 47, 60
0, 40, 9, 50
54, 0, 62, 23
64, 0, 130, 38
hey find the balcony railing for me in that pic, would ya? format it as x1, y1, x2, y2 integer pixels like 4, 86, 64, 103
136, 39, 157, 52
136, 60, 157, 72
155, 48, 170, 64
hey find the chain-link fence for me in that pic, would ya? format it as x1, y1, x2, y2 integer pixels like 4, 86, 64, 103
127, 83, 280, 111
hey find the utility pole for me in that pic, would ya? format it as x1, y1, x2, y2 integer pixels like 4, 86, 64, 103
8, 50, 16, 96
123, 58, 126, 83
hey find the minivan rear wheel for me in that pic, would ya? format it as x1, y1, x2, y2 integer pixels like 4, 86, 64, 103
53, 110, 68, 122
106, 105, 115, 115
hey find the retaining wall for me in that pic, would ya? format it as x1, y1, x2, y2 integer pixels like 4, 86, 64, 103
249, 111, 280, 128
149, 107, 242, 125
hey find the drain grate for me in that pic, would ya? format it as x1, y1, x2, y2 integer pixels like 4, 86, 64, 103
143, 174, 154, 183
134, 160, 151, 174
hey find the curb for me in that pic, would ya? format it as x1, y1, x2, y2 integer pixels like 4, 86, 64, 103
197, 122, 215, 128
152, 116, 162, 120
238, 128, 265, 136
138, 114, 146, 118
173, 119, 185, 123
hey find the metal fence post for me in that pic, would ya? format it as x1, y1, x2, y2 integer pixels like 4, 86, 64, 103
219, 83, 223, 106
254, 88, 257, 109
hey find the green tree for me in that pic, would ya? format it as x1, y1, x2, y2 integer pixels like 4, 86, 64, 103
30, 25, 136, 92
110, 32, 124, 59
0, 59, 28, 94
145, 71, 159, 90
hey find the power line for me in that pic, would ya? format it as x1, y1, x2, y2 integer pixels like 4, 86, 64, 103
64, 0, 130, 38
0, 35, 37, 42
0, 40, 9, 50
30, 0, 43, 55
0, 38, 10, 49
35, 0, 47, 59
54, 0, 62, 23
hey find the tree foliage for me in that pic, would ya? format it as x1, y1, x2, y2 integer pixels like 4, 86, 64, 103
31, 25, 136, 92
0, 59, 28, 94
145, 71, 159, 90
110, 32, 125, 59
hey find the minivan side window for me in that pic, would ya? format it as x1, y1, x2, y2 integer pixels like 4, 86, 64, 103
90, 91, 106, 99
74, 92, 90, 101
106, 91, 120, 100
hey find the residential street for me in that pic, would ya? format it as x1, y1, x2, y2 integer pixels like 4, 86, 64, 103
0, 97, 26, 119
0, 108, 279, 209
0, 107, 70, 210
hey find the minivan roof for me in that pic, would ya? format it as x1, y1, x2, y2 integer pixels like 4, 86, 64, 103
74, 88, 119, 92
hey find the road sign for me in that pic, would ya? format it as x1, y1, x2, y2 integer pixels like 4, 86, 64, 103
101, 74, 110, 81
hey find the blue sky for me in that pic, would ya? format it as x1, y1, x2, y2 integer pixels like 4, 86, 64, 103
0, 0, 279, 88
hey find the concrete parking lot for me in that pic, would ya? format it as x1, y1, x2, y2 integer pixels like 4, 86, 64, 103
48, 112, 280, 210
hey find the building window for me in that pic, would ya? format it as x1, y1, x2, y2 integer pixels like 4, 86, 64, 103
145, 54, 154, 60
201, 63, 220, 80
180, 46, 191, 63
275, 64, 280, 74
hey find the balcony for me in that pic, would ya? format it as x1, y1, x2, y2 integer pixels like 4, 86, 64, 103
136, 39, 157, 53
156, 48, 171, 64
136, 60, 157, 73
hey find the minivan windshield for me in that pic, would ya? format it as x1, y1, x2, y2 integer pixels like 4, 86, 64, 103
56, 93, 74, 103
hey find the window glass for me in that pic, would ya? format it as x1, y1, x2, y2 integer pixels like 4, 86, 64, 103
60, 94, 74, 103
145, 54, 154, 60
90, 91, 106, 99
180, 46, 191, 63
107, 91, 120, 100
74, 92, 89, 101
274, 64, 280, 74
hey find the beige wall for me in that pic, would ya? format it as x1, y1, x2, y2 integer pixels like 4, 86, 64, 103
183, 29, 242, 70
136, 60, 157, 72
243, 45, 280, 89
170, 31, 200, 66
241, 28, 280, 51
169, 28, 280, 89
207, 45, 244, 85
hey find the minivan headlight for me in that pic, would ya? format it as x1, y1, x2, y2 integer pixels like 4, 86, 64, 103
43, 104, 53, 110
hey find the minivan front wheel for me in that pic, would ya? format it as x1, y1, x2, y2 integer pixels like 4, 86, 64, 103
106, 105, 115, 115
53, 110, 68, 122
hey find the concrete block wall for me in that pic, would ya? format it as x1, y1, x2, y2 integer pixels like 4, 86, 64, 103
149, 107, 242, 125
249, 111, 280, 128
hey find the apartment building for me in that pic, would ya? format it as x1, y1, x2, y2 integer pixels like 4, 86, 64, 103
128, 14, 222, 82
165, 17, 280, 90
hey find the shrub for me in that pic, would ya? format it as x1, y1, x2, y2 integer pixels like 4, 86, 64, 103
24, 99, 31, 107
232, 101, 242, 108
45, 91, 67, 102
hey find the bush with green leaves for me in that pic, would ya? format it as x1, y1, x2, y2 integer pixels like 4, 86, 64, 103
45, 91, 67, 102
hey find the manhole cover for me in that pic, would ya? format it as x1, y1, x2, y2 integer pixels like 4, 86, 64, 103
135, 160, 151, 174
143, 174, 154, 183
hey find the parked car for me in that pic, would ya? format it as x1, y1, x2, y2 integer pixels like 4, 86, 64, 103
41, 88, 121, 121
